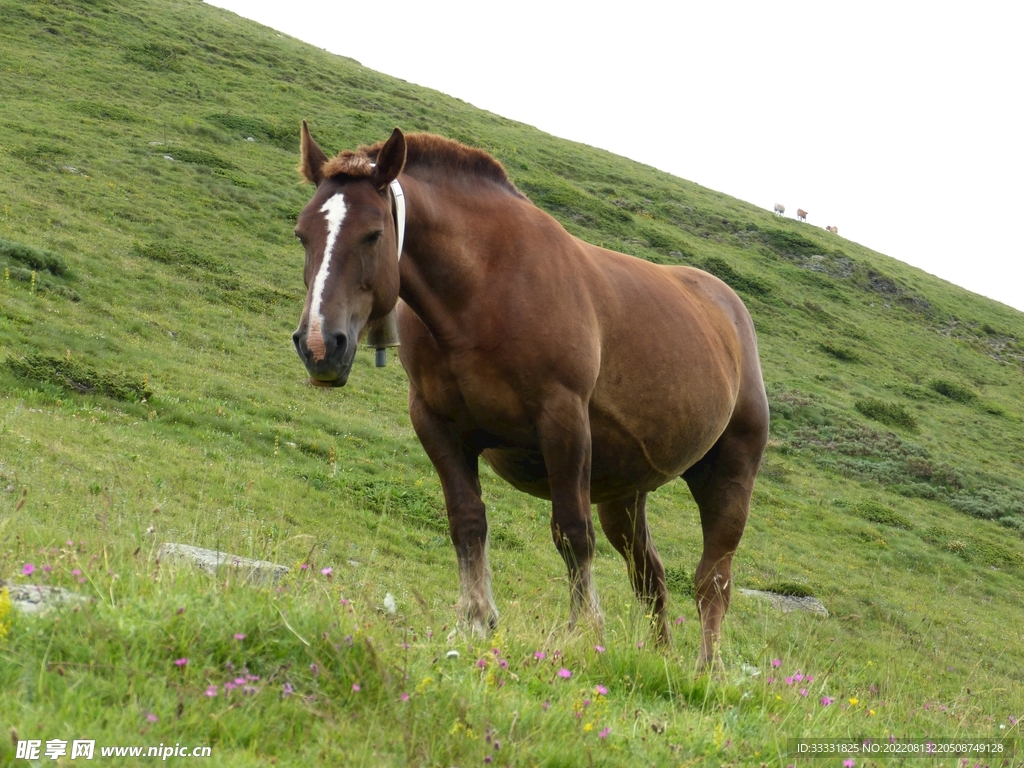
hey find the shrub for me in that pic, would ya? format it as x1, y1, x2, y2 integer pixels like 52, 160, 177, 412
854, 501, 913, 530
5, 353, 152, 402
819, 341, 859, 362
929, 379, 976, 403
855, 398, 917, 430
0, 237, 68, 276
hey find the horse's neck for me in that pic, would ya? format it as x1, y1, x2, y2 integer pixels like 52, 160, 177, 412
398, 177, 497, 346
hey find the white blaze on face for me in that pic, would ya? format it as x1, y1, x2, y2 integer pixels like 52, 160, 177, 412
307, 193, 348, 362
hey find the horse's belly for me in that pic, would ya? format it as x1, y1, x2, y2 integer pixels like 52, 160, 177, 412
480, 414, 723, 505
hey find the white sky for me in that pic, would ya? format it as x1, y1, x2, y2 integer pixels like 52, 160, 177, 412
207, 0, 1024, 313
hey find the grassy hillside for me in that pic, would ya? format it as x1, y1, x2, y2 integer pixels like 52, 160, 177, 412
1, 0, 1023, 764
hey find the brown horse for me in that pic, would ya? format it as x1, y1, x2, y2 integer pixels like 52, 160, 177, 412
291, 124, 769, 667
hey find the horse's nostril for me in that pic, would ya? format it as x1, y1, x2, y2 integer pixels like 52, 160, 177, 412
333, 333, 348, 358
292, 330, 305, 356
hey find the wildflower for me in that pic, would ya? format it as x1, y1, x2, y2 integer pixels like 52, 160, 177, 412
821, 697, 833, 706
21, 563, 34, 576
72, 569, 82, 576
805, 675, 815, 682
176, 607, 184, 615
42, 564, 51, 573
146, 713, 158, 723
174, 658, 188, 667
352, 683, 361, 692
339, 596, 350, 606
558, 668, 572, 679
843, 760, 856, 767
234, 633, 246, 640
772, 658, 782, 668
799, 688, 808, 697
66, 540, 75, 547
849, 697, 859, 706
282, 682, 294, 697
599, 727, 610, 739
785, 676, 794, 685
637, 641, 643, 648
594, 645, 605, 653
234, 677, 247, 685
498, 659, 509, 669
400, 693, 409, 702
869, 709, 876, 716
476, 658, 488, 669
1010, 715, 1019, 726
300, 563, 309, 570
793, 671, 804, 682
534, 651, 546, 660
595, 685, 608, 696
321, 567, 333, 577
205, 685, 218, 697
542, 700, 550, 710
674, 616, 685, 625
767, 677, 775, 684
484, 758, 492, 764
583, 722, 593, 732
310, 664, 319, 678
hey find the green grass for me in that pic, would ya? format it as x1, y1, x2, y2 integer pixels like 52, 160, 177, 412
2, 0, 1024, 764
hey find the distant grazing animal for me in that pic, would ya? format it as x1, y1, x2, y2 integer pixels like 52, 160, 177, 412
773, 203, 785, 217
291, 123, 769, 669
796, 209, 808, 221
826, 225, 838, 234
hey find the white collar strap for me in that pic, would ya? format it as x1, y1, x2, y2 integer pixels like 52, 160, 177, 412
389, 179, 406, 260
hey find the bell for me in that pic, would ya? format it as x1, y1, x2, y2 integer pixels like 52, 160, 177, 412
365, 308, 400, 367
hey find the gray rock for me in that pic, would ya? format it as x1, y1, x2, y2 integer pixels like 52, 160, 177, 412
157, 543, 289, 584
738, 588, 829, 616
2, 582, 87, 615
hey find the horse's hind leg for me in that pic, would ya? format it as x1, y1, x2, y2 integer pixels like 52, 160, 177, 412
596, 492, 670, 645
683, 418, 767, 669
408, 387, 497, 635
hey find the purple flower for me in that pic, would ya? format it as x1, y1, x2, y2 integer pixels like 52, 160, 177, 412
534, 651, 546, 660
557, 668, 572, 679
767, 677, 775, 684
174, 658, 188, 667
593, 645, 605, 653
1009, 715, 1018, 726
498, 659, 509, 669
674, 616, 685, 625
234, 677, 247, 685
234, 633, 246, 641
595, 685, 608, 696
282, 682, 294, 697
72, 569, 82, 576
146, 713, 159, 723
484, 757, 492, 764
599, 727, 610, 739
352, 683, 361, 692
821, 696, 833, 706
310, 664, 319, 678
843, 760, 856, 768
300, 563, 309, 571
205, 685, 218, 697
477, 658, 488, 669
799, 688, 808, 697
793, 671, 804, 682
785, 676, 794, 685
21, 563, 35, 576
772, 658, 782, 668
400, 692, 409, 702
42, 564, 52, 573
321, 567, 333, 577
542, 700, 550, 710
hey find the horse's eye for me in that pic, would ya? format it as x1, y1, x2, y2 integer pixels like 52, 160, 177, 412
365, 230, 383, 245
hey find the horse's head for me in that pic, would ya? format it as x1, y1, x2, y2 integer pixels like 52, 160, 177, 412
292, 122, 406, 386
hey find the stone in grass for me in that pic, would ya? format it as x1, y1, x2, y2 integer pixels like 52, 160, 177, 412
157, 543, 289, 584
2, 582, 87, 615
738, 588, 829, 617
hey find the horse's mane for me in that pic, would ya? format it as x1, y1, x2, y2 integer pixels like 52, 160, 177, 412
321, 133, 525, 199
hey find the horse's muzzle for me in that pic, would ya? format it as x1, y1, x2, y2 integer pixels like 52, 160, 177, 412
293, 328, 354, 387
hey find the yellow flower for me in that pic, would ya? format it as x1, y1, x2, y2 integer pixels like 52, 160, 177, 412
869, 709, 876, 716
583, 722, 593, 732
415, 677, 434, 694
0, 587, 11, 640
849, 698, 859, 706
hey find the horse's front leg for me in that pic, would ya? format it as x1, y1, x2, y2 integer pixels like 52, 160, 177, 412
538, 391, 602, 631
409, 388, 497, 635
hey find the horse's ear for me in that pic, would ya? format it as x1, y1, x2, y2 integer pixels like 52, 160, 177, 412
298, 120, 329, 186
372, 128, 406, 190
